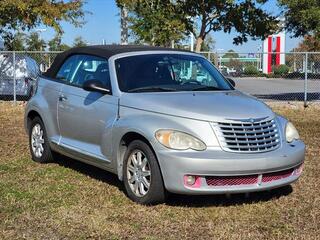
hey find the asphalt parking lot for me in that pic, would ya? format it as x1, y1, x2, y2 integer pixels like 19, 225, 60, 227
233, 77, 320, 101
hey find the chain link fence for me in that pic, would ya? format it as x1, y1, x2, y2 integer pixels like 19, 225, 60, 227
0, 51, 319, 106
200, 51, 320, 106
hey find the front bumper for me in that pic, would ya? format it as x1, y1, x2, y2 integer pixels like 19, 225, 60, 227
156, 140, 305, 194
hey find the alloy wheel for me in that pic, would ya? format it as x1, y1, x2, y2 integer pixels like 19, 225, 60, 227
126, 150, 151, 197
31, 123, 45, 158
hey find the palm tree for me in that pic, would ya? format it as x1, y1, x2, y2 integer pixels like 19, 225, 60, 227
26, 32, 46, 51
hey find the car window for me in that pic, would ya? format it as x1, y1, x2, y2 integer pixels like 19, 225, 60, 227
170, 58, 218, 87
56, 55, 78, 81
55, 54, 111, 89
115, 54, 232, 92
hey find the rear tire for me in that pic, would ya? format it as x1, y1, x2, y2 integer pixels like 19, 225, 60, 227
28, 117, 55, 163
123, 140, 166, 205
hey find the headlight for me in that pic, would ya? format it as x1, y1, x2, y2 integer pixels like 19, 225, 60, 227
285, 122, 300, 143
155, 130, 206, 151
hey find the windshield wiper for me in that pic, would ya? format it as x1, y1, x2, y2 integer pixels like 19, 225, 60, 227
128, 86, 177, 93
191, 86, 223, 91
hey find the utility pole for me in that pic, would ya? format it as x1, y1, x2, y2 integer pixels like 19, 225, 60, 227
190, 33, 194, 52
120, 5, 128, 45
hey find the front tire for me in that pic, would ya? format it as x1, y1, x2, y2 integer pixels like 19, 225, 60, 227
123, 140, 166, 205
28, 117, 55, 163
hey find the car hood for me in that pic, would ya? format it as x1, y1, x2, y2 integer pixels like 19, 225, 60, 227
120, 90, 275, 122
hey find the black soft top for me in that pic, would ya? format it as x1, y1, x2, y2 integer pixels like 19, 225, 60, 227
44, 45, 191, 78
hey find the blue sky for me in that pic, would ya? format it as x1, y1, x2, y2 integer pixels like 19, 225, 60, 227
40, 0, 301, 52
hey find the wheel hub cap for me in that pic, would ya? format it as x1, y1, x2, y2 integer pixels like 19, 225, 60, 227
127, 150, 151, 197
31, 123, 44, 158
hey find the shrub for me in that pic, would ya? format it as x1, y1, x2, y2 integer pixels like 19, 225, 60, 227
243, 65, 259, 75
265, 73, 276, 78
273, 64, 289, 76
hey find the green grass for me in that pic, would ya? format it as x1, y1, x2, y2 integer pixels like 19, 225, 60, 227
0, 101, 319, 239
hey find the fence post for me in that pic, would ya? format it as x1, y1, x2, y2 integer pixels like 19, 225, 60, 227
304, 53, 308, 107
13, 51, 16, 104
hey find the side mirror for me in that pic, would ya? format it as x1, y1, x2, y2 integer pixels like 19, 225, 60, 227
83, 80, 111, 94
227, 78, 236, 87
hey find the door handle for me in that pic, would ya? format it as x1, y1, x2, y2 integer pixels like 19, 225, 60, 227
59, 94, 68, 102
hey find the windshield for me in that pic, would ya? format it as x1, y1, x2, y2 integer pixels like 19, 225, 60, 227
115, 54, 233, 92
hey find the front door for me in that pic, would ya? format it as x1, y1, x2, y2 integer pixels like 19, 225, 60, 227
55, 54, 118, 162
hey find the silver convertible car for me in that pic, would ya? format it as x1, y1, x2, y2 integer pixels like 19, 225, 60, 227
25, 45, 305, 204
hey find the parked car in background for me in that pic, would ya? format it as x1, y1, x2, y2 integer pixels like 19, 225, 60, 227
220, 66, 242, 77
25, 45, 305, 204
0, 54, 40, 100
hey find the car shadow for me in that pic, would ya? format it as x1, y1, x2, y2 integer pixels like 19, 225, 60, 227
166, 186, 292, 207
53, 155, 293, 207
54, 154, 124, 191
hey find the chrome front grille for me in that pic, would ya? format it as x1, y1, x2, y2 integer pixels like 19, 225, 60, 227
213, 118, 280, 153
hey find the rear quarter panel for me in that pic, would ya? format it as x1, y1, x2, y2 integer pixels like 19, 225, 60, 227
25, 77, 62, 143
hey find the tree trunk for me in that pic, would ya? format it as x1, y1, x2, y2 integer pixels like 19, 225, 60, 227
120, 6, 128, 45
195, 11, 208, 52
195, 37, 204, 52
